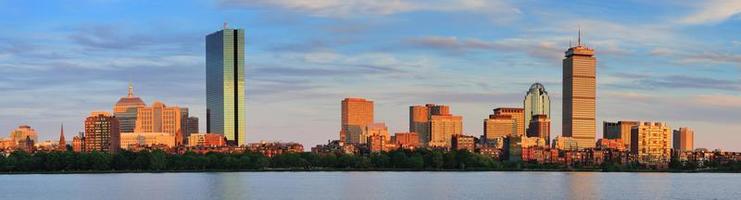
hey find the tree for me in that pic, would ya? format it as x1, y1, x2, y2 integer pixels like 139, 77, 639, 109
149, 150, 167, 170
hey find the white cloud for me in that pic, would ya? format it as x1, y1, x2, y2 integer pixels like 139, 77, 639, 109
679, 0, 741, 24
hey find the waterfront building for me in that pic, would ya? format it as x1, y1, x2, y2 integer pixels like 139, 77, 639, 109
84, 112, 120, 153
206, 26, 246, 146
391, 132, 420, 150
526, 114, 551, 146
493, 108, 525, 136
673, 127, 694, 152
361, 122, 389, 144
188, 133, 226, 147
484, 114, 514, 140
603, 121, 640, 150
596, 138, 625, 151
553, 136, 578, 151
186, 116, 199, 138
340, 98, 374, 144
429, 114, 463, 148
9, 125, 38, 145
367, 134, 388, 152
113, 84, 146, 133
631, 122, 671, 166
563, 31, 597, 149
524, 83, 550, 132
72, 135, 84, 152
134, 101, 185, 146
409, 104, 451, 145
247, 142, 304, 157
451, 134, 475, 152
120, 132, 176, 149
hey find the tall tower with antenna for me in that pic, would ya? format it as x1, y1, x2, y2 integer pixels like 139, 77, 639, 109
562, 28, 597, 149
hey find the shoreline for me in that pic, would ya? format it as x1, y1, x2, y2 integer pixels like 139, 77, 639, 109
1, 168, 734, 175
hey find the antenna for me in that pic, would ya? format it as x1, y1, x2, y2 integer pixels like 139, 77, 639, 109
223, 22, 228, 29
577, 26, 582, 46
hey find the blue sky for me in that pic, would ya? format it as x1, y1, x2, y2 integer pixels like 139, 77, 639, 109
1, 0, 739, 150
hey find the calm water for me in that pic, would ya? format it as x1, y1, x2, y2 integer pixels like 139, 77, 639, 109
1, 172, 739, 200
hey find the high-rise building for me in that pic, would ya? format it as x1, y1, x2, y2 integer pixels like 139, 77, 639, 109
484, 114, 515, 140
524, 83, 550, 132
206, 27, 246, 146
673, 127, 694, 152
563, 31, 597, 149
58, 123, 66, 151
429, 114, 463, 148
526, 114, 551, 146
493, 108, 525, 136
409, 104, 450, 145
84, 112, 120, 153
113, 83, 146, 133
603, 121, 640, 150
631, 122, 671, 165
340, 98, 374, 144
134, 101, 185, 146
9, 125, 38, 145
186, 116, 199, 137
361, 122, 389, 144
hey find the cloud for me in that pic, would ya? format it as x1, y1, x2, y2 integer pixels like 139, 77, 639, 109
604, 73, 741, 91
679, 0, 741, 24
680, 52, 741, 65
405, 36, 563, 61
218, 0, 521, 20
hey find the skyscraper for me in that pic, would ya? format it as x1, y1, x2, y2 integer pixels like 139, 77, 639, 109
84, 112, 120, 153
483, 114, 515, 139
563, 30, 597, 149
134, 101, 185, 146
340, 98, 374, 144
524, 83, 550, 132
673, 127, 694, 152
410, 104, 453, 146
206, 26, 246, 146
527, 114, 551, 146
113, 83, 146, 133
429, 114, 463, 148
493, 107, 525, 136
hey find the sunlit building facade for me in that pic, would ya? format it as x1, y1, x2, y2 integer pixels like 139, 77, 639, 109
429, 114, 463, 148
526, 114, 551, 146
631, 122, 671, 165
134, 101, 184, 146
524, 83, 550, 132
84, 112, 120, 153
603, 121, 640, 150
120, 132, 176, 149
562, 35, 597, 149
9, 125, 38, 145
340, 98, 374, 144
207, 27, 246, 146
409, 104, 450, 145
493, 108, 525, 136
113, 84, 146, 133
673, 127, 694, 152
484, 114, 515, 140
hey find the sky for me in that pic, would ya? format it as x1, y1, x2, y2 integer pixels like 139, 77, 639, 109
0, 0, 739, 151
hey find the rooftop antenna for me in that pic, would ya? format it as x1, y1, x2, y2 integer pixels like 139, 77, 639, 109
223, 22, 228, 29
128, 82, 134, 97
577, 26, 582, 46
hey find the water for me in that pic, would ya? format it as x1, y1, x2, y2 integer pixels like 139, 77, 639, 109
1, 172, 739, 200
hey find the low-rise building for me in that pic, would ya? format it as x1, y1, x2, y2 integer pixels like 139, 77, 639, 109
451, 134, 475, 152
120, 132, 176, 149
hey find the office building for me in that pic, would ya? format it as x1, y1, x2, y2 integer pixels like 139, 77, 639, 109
673, 127, 694, 152
493, 108, 525, 136
391, 132, 420, 150
9, 125, 38, 145
186, 116, 199, 137
524, 83, 550, 132
361, 122, 389, 144
484, 114, 515, 140
451, 134, 475, 152
206, 27, 246, 146
553, 136, 578, 151
134, 101, 185, 146
526, 114, 551, 146
84, 112, 120, 153
340, 98, 374, 144
120, 132, 176, 149
113, 84, 146, 133
603, 121, 640, 150
631, 122, 671, 165
429, 114, 463, 148
409, 104, 451, 145
563, 31, 597, 149
188, 133, 226, 147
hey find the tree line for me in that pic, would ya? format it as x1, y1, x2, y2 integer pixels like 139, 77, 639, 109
1, 149, 739, 172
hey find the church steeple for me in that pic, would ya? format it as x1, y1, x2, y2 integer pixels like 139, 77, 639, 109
58, 123, 66, 151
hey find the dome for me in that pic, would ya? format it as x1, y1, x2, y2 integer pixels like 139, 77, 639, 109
114, 84, 146, 113
528, 83, 548, 95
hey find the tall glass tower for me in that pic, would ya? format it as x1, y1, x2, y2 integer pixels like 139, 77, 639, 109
523, 83, 550, 131
206, 27, 246, 146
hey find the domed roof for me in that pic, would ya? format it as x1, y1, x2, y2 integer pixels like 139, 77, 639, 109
528, 83, 548, 95
114, 84, 146, 113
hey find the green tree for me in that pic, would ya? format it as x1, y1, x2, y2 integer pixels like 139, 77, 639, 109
149, 150, 167, 170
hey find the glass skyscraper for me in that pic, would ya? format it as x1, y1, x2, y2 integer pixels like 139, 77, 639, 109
206, 27, 246, 146
523, 83, 550, 131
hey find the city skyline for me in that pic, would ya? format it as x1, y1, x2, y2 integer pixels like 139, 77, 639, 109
0, 1, 740, 151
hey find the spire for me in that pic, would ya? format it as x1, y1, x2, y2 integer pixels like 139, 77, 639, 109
128, 82, 134, 97
58, 123, 66, 150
